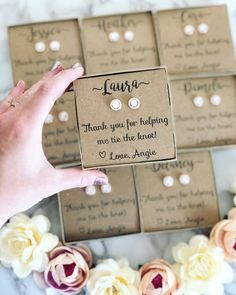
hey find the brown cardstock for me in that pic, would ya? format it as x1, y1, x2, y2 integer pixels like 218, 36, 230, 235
80, 11, 159, 74
58, 151, 219, 243
171, 75, 236, 149
155, 5, 236, 78
74, 67, 176, 169
135, 151, 220, 232
8, 19, 84, 88
42, 91, 81, 165
58, 166, 141, 243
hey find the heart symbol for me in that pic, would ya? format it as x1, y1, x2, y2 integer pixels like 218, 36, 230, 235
99, 151, 106, 159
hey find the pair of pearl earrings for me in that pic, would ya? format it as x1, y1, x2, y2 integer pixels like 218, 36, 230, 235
44, 111, 69, 124
193, 94, 221, 108
85, 183, 112, 196
184, 23, 208, 36
163, 174, 190, 188
35, 40, 60, 53
110, 97, 140, 111
109, 30, 134, 42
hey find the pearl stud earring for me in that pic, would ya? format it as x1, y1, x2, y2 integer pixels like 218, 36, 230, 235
193, 95, 204, 108
58, 111, 69, 122
163, 176, 174, 188
179, 174, 190, 185
85, 185, 96, 196
110, 99, 122, 111
197, 23, 208, 34
128, 97, 140, 110
35, 41, 46, 53
184, 25, 195, 36
101, 183, 112, 194
108, 31, 120, 42
124, 30, 134, 41
49, 40, 61, 52
210, 94, 221, 106
44, 113, 54, 124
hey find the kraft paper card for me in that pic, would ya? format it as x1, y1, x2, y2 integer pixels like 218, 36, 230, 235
171, 76, 236, 149
155, 5, 236, 77
42, 91, 81, 165
135, 151, 219, 232
8, 19, 84, 88
74, 67, 176, 169
58, 166, 140, 243
81, 12, 159, 74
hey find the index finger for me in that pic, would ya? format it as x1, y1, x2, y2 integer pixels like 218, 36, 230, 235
27, 64, 84, 123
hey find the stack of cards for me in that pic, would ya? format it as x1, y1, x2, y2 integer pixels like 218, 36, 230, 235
8, 19, 84, 165
8, 4, 236, 243
59, 151, 219, 243
154, 5, 236, 149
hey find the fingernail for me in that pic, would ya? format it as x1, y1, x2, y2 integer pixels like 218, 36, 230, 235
16, 80, 24, 87
72, 62, 83, 70
50, 61, 61, 71
94, 177, 108, 186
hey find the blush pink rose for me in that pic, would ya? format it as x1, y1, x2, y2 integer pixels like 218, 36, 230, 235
139, 259, 183, 295
210, 218, 236, 262
44, 245, 92, 294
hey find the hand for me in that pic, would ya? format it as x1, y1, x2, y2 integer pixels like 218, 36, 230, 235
0, 63, 108, 227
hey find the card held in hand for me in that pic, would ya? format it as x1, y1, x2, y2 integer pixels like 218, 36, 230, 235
74, 67, 176, 169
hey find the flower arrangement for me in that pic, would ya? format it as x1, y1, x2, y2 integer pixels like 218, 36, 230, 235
1, 199, 236, 295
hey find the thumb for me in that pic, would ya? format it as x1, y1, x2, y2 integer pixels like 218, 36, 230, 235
54, 167, 109, 192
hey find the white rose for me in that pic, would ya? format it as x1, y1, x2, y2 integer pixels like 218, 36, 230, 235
172, 235, 233, 295
87, 258, 140, 295
0, 213, 58, 278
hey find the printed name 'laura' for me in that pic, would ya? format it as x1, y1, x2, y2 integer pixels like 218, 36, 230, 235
92, 78, 150, 95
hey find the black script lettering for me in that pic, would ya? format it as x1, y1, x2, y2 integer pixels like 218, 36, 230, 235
93, 78, 150, 95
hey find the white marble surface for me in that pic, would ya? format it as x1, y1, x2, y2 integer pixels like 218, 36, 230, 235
1, 0, 236, 294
